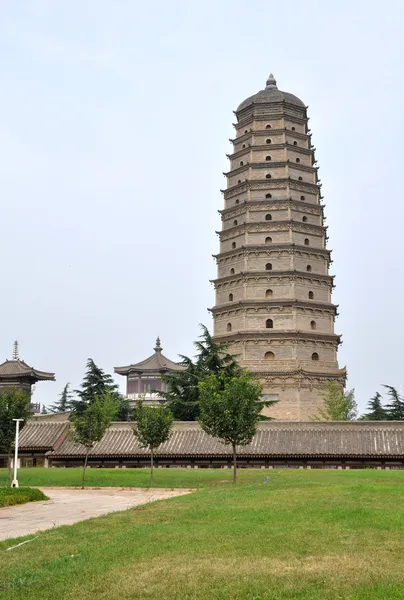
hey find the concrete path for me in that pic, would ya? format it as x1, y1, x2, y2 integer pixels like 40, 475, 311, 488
0, 487, 192, 542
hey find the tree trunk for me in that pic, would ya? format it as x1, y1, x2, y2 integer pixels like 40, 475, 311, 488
232, 442, 237, 483
7, 452, 12, 487
81, 447, 91, 489
150, 447, 154, 487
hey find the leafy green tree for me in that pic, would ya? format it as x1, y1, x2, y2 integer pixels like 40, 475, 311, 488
70, 392, 118, 488
312, 381, 357, 421
116, 396, 133, 421
383, 385, 404, 420
49, 383, 74, 413
133, 401, 173, 485
0, 388, 31, 485
198, 371, 268, 483
40, 405, 48, 414
162, 324, 241, 420
362, 392, 389, 420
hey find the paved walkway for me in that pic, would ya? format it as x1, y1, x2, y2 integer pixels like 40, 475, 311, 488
0, 487, 192, 542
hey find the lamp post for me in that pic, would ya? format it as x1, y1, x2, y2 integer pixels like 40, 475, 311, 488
11, 419, 24, 488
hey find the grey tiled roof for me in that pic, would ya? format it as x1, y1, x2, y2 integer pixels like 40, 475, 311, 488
48, 421, 404, 459
19, 417, 69, 451
0, 359, 55, 381
114, 339, 184, 375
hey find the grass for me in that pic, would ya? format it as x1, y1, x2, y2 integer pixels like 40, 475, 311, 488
0, 487, 48, 508
0, 468, 403, 599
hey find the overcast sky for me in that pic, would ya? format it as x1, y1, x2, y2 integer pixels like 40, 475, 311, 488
1, 0, 403, 412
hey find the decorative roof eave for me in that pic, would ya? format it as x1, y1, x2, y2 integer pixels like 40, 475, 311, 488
0, 361, 55, 382
229, 127, 310, 144
115, 338, 185, 375
235, 99, 307, 117
234, 110, 308, 126
213, 244, 331, 261
213, 329, 342, 344
216, 221, 326, 238
209, 299, 338, 314
19, 446, 56, 452
224, 161, 317, 178
49, 453, 404, 461
252, 367, 347, 379
219, 199, 323, 217
222, 178, 322, 196
228, 143, 313, 161
114, 360, 184, 375
210, 270, 334, 286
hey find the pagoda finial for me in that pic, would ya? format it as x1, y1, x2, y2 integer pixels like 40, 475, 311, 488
12, 340, 19, 360
154, 336, 162, 353
265, 73, 277, 90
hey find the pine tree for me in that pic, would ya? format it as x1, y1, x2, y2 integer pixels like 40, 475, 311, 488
383, 385, 404, 420
161, 324, 242, 420
72, 359, 120, 415
40, 405, 48, 414
362, 392, 389, 420
49, 383, 74, 413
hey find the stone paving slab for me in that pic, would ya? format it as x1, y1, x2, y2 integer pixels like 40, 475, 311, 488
0, 487, 193, 542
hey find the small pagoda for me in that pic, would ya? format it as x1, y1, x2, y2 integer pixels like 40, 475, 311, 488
0, 341, 55, 405
114, 337, 184, 405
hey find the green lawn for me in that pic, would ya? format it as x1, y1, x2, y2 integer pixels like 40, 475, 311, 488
0, 487, 47, 508
1, 468, 404, 599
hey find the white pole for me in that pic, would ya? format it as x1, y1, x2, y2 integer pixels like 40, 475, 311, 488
11, 419, 24, 488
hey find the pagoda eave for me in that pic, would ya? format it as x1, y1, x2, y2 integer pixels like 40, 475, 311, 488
209, 299, 338, 313
223, 179, 322, 195
214, 244, 331, 261
213, 330, 342, 344
229, 127, 311, 144
211, 270, 334, 286
219, 199, 323, 216
228, 143, 313, 160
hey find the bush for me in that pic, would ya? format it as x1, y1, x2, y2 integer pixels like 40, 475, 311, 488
0, 487, 48, 507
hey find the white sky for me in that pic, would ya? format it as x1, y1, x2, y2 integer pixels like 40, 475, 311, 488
1, 0, 403, 412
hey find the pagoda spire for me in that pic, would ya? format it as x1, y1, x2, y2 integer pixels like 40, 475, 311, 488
12, 340, 19, 360
154, 336, 162, 353
265, 73, 277, 89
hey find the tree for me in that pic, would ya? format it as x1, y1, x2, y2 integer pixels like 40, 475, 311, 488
72, 358, 132, 418
133, 401, 173, 485
49, 383, 74, 413
312, 381, 357, 421
116, 395, 133, 421
362, 392, 389, 420
40, 405, 48, 414
70, 392, 118, 488
0, 388, 31, 485
73, 359, 119, 410
161, 324, 242, 420
198, 371, 268, 483
383, 385, 404, 420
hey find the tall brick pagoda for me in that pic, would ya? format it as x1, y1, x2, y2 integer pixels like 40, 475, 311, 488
211, 74, 346, 420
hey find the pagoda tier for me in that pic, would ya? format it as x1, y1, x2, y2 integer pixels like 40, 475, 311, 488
114, 337, 184, 405
211, 74, 346, 420
0, 342, 55, 396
